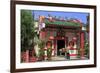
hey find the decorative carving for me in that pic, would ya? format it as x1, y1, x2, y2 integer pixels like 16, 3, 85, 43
57, 28, 65, 37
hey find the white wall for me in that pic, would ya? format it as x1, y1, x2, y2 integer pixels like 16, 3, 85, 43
0, 0, 100, 73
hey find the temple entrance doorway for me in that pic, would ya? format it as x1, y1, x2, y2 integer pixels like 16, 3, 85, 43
57, 40, 65, 56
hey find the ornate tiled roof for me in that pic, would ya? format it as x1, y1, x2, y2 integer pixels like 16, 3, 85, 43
44, 20, 81, 27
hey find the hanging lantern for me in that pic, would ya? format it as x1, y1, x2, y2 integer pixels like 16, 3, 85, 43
62, 37, 64, 39
49, 36, 54, 40
73, 37, 77, 41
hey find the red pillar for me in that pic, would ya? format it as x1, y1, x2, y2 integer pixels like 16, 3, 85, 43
80, 32, 85, 59
40, 31, 46, 39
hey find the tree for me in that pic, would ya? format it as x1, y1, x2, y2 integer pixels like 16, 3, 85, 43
21, 10, 34, 51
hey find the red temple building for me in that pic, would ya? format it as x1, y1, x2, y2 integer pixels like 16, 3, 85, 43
34, 15, 88, 60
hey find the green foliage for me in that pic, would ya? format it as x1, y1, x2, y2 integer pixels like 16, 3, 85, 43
38, 40, 45, 49
84, 42, 89, 57
38, 49, 44, 58
47, 47, 52, 58
38, 40, 45, 59
21, 10, 34, 51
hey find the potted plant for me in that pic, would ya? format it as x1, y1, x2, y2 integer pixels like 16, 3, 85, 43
38, 40, 45, 61
38, 49, 45, 61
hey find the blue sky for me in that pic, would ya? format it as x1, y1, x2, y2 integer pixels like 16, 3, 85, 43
32, 10, 89, 24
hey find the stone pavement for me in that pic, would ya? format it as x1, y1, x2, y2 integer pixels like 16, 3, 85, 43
51, 56, 67, 61
50, 56, 88, 61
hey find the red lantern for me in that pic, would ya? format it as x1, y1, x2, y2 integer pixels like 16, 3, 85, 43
49, 36, 54, 40
72, 37, 77, 42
